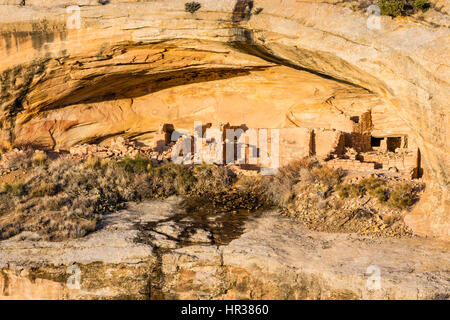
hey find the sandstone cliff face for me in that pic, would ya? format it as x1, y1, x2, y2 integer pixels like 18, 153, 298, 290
1, 199, 449, 300
0, 1, 448, 239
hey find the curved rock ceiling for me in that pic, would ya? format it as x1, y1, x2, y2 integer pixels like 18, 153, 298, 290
0, 0, 448, 240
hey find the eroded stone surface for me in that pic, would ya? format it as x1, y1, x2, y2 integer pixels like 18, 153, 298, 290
0, 199, 448, 300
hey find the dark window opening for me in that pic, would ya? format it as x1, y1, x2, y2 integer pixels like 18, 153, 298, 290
386, 137, 402, 152
350, 116, 359, 124
371, 136, 384, 147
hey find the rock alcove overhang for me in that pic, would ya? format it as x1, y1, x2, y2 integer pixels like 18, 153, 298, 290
0, 0, 448, 240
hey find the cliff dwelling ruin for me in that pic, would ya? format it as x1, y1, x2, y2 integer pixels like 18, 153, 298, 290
0, 0, 448, 242
0, 1, 449, 302
150, 106, 422, 179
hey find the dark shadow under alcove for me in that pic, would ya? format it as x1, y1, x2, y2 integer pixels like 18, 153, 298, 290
38, 66, 269, 114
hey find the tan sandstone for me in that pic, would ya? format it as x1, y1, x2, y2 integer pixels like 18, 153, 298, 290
0, 1, 448, 239
0, 198, 448, 300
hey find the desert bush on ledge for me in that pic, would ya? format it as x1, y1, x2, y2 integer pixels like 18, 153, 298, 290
335, 176, 418, 209
380, 0, 405, 16
185, 2, 201, 14
380, 0, 431, 17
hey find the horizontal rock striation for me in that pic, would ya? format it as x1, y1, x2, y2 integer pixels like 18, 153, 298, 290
0, 199, 449, 300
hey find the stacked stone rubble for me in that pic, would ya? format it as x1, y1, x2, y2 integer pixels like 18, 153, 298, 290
69, 137, 146, 159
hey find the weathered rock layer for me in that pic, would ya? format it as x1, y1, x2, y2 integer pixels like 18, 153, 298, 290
1, 199, 449, 300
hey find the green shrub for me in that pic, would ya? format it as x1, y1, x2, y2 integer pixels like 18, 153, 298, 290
336, 184, 364, 198
84, 155, 102, 169
117, 155, 150, 174
191, 164, 235, 195
387, 183, 416, 209
147, 162, 195, 197
311, 166, 343, 188
185, 2, 201, 14
379, 0, 430, 17
359, 177, 387, 202
2, 182, 24, 196
334, 177, 389, 202
380, 0, 405, 17
368, 186, 388, 202
412, 0, 430, 12
360, 176, 384, 191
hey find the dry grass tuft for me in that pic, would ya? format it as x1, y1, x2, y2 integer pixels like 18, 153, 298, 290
32, 151, 48, 166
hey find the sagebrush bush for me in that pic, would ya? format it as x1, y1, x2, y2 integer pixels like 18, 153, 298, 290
380, 0, 404, 17
412, 0, 430, 12
117, 155, 150, 174
336, 183, 364, 198
264, 158, 318, 206
146, 162, 194, 197
0, 159, 130, 240
360, 177, 388, 202
236, 174, 270, 208
30, 182, 57, 198
85, 155, 102, 169
334, 176, 417, 208
369, 186, 388, 202
359, 177, 383, 190
2, 182, 24, 196
380, 0, 430, 17
191, 164, 235, 195
311, 166, 343, 188
387, 183, 416, 209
